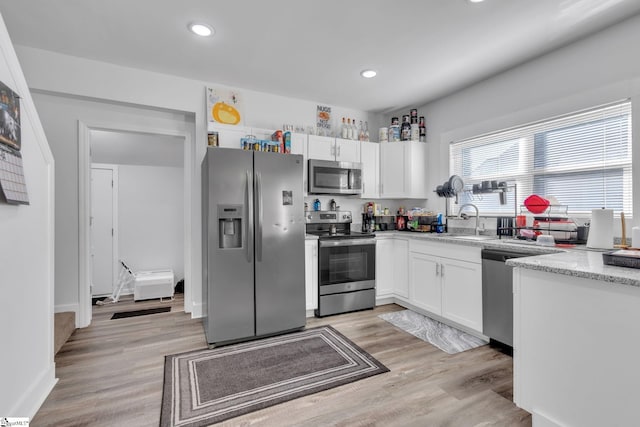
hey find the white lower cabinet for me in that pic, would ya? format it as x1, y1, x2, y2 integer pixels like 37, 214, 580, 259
393, 238, 409, 299
304, 239, 318, 312
375, 237, 409, 300
375, 238, 394, 298
408, 240, 482, 332
440, 258, 482, 331
409, 252, 441, 314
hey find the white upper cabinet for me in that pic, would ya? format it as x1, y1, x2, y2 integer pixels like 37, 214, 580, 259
379, 142, 405, 197
335, 138, 361, 163
307, 135, 361, 163
360, 141, 379, 198
379, 141, 428, 199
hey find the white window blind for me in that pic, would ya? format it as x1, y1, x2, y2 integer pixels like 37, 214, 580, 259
449, 101, 632, 216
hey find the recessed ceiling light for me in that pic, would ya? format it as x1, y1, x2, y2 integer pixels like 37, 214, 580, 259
360, 70, 377, 78
189, 23, 214, 37
469, 0, 485, 3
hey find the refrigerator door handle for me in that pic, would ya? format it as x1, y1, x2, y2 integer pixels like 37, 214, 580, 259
246, 169, 253, 263
256, 171, 263, 262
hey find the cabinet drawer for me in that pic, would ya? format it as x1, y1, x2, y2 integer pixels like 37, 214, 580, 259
410, 239, 481, 264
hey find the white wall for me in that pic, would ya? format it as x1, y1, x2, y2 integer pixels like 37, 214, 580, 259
30, 92, 193, 317
15, 46, 380, 320
118, 164, 184, 283
0, 13, 56, 419
399, 14, 640, 225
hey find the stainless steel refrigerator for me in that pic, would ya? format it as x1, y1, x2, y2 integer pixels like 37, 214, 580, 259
202, 146, 306, 346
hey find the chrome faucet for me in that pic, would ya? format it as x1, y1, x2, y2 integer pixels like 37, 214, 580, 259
458, 203, 480, 235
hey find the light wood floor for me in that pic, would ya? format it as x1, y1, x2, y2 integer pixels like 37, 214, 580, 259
33, 296, 531, 426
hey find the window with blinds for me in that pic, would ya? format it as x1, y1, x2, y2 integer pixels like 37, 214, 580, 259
449, 101, 632, 216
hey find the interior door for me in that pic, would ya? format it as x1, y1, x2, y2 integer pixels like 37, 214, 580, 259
91, 167, 115, 296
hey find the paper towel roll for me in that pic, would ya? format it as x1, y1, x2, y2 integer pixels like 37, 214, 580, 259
587, 208, 614, 249
633, 227, 640, 249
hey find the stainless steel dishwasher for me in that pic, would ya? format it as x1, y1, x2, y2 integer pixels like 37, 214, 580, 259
481, 248, 530, 348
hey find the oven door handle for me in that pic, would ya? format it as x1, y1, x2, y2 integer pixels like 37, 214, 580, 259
319, 239, 376, 247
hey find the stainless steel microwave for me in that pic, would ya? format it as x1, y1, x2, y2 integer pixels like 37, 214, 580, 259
308, 159, 363, 195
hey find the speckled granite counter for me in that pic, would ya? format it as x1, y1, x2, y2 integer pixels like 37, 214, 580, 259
374, 231, 562, 255
506, 250, 640, 287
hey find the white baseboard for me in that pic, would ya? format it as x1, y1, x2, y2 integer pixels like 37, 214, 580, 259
9, 362, 57, 419
375, 296, 395, 306
532, 411, 563, 427
190, 302, 203, 319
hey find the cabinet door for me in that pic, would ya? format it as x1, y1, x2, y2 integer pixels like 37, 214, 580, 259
307, 135, 336, 161
405, 141, 429, 198
409, 252, 442, 314
290, 133, 308, 194
375, 238, 394, 298
360, 141, 379, 198
441, 259, 482, 332
393, 238, 410, 298
304, 239, 318, 311
379, 142, 405, 197
335, 138, 361, 163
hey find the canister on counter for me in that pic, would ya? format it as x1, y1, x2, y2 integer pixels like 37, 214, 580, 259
388, 125, 400, 142
379, 127, 388, 142
207, 131, 219, 146
410, 123, 419, 141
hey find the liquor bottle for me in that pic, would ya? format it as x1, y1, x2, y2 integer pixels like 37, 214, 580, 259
359, 121, 365, 141
347, 118, 353, 140
410, 109, 418, 124
341, 117, 348, 139
364, 121, 370, 141
419, 116, 426, 142
350, 118, 357, 140
400, 115, 411, 141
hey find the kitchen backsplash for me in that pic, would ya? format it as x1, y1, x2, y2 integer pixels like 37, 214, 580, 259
304, 196, 427, 230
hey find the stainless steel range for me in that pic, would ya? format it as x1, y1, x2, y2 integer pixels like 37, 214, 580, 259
305, 211, 376, 317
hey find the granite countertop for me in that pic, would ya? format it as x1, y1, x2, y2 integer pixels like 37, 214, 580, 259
506, 250, 640, 287
373, 230, 563, 254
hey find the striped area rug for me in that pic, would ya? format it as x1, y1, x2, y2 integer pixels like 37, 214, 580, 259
160, 325, 388, 427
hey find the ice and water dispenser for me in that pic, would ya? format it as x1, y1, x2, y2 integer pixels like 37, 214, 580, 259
218, 205, 243, 249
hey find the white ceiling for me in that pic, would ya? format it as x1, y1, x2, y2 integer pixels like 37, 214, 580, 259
91, 130, 184, 168
1, 0, 640, 113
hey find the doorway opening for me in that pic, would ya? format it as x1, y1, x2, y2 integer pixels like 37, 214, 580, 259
79, 122, 192, 327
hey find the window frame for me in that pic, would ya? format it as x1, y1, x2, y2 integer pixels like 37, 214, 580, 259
449, 100, 632, 218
